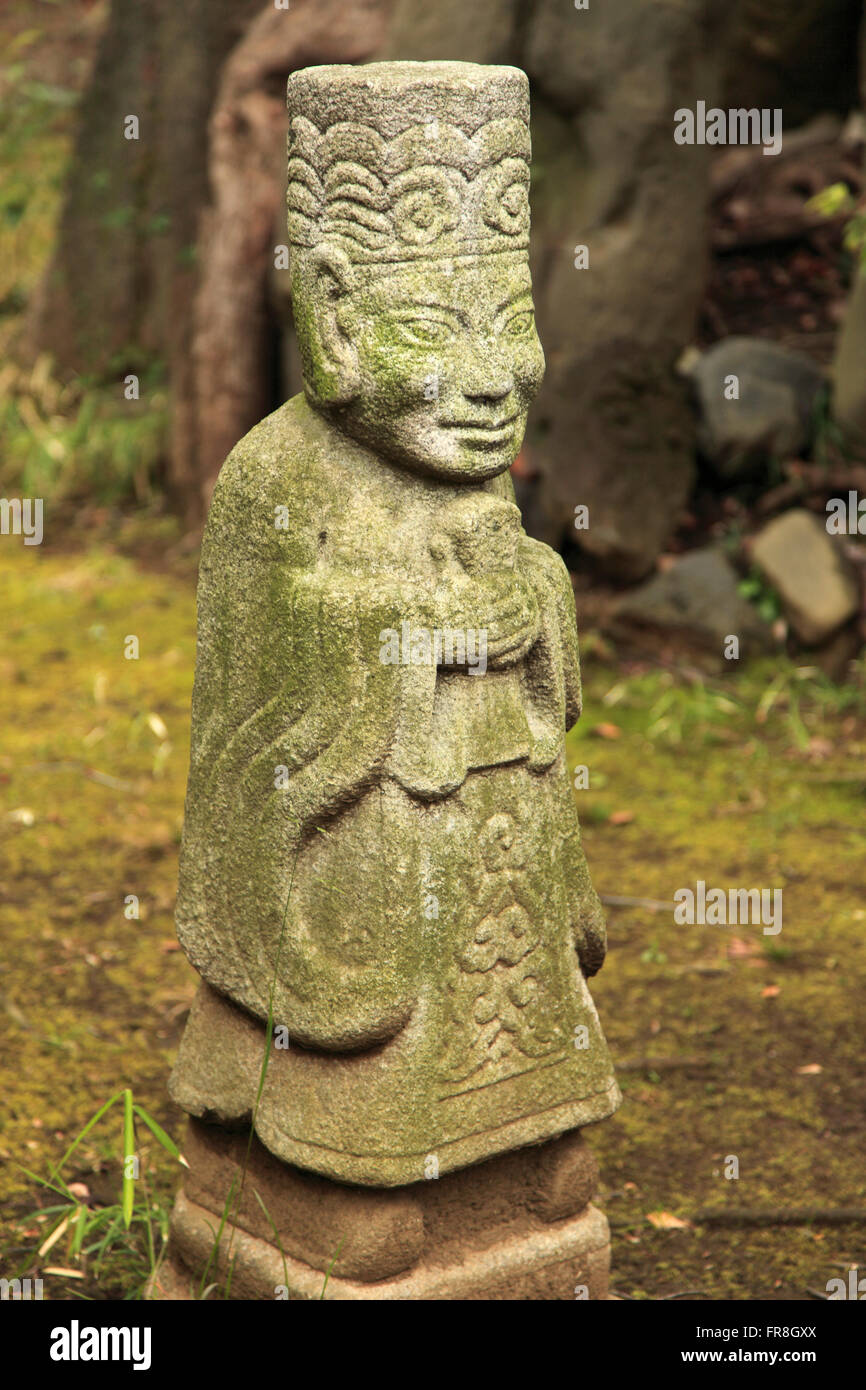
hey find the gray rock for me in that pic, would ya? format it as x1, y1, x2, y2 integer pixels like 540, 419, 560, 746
610, 547, 773, 660
751, 509, 860, 645
524, 0, 721, 577
387, 0, 730, 578
688, 336, 825, 477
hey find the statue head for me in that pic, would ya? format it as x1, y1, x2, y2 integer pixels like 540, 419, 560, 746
286, 61, 545, 482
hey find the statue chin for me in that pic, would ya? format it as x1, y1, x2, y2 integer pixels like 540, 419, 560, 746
331, 410, 525, 483
386, 447, 516, 485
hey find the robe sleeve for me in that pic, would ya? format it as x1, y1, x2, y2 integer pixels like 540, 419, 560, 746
175, 446, 430, 1038
516, 534, 607, 978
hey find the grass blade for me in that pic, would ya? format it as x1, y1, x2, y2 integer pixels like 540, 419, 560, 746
320, 1236, 345, 1300
38, 1213, 70, 1258
71, 1204, 87, 1260
122, 1089, 135, 1229
133, 1104, 183, 1162
253, 1189, 288, 1291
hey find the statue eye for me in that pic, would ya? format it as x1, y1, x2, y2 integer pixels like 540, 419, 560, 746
394, 318, 453, 347
502, 310, 534, 338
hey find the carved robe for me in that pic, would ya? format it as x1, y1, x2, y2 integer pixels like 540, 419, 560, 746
172, 394, 620, 1184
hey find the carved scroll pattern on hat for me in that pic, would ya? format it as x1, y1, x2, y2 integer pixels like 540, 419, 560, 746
286, 117, 531, 258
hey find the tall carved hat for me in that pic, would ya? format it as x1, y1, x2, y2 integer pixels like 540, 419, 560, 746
286, 61, 531, 264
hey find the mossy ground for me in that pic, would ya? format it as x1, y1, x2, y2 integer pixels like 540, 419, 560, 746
1, 537, 864, 1299
0, 538, 196, 1292
571, 648, 866, 1300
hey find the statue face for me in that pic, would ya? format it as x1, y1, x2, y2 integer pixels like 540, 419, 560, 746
333, 253, 544, 481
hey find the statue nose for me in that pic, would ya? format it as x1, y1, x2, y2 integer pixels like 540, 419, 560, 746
465, 381, 511, 403
462, 338, 514, 402
463, 369, 513, 403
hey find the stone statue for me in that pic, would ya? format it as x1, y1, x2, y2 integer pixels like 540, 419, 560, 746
160, 61, 620, 1301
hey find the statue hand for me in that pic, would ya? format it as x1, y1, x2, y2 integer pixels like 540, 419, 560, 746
430, 570, 539, 666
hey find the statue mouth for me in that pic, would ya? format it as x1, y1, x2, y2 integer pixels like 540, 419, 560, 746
442, 414, 519, 444
444, 414, 518, 429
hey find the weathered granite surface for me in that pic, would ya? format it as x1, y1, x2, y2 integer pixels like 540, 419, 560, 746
154, 1119, 611, 1300
170, 61, 619, 1190
159, 1192, 612, 1300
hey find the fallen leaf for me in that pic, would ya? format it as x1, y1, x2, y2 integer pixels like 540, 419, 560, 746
647, 1211, 692, 1230
67, 1182, 90, 1201
761, 985, 781, 998
608, 810, 635, 825
806, 737, 833, 761
727, 936, 761, 959
796, 1063, 823, 1075
593, 723, 621, 740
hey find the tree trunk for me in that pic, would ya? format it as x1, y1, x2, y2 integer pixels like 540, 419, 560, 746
25, 0, 387, 523
187, 0, 387, 513
21, 0, 265, 517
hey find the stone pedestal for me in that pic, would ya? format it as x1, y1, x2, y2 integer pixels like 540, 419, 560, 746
151, 1119, 611, 1301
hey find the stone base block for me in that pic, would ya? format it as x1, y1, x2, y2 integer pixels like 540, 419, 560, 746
149, 1119, 612, 1301
155, 1191, 610, 1300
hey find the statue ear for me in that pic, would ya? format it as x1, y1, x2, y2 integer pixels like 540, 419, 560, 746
303, 244, 360, 406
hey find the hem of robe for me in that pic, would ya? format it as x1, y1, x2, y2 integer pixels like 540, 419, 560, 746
169, 981, 621, 1187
